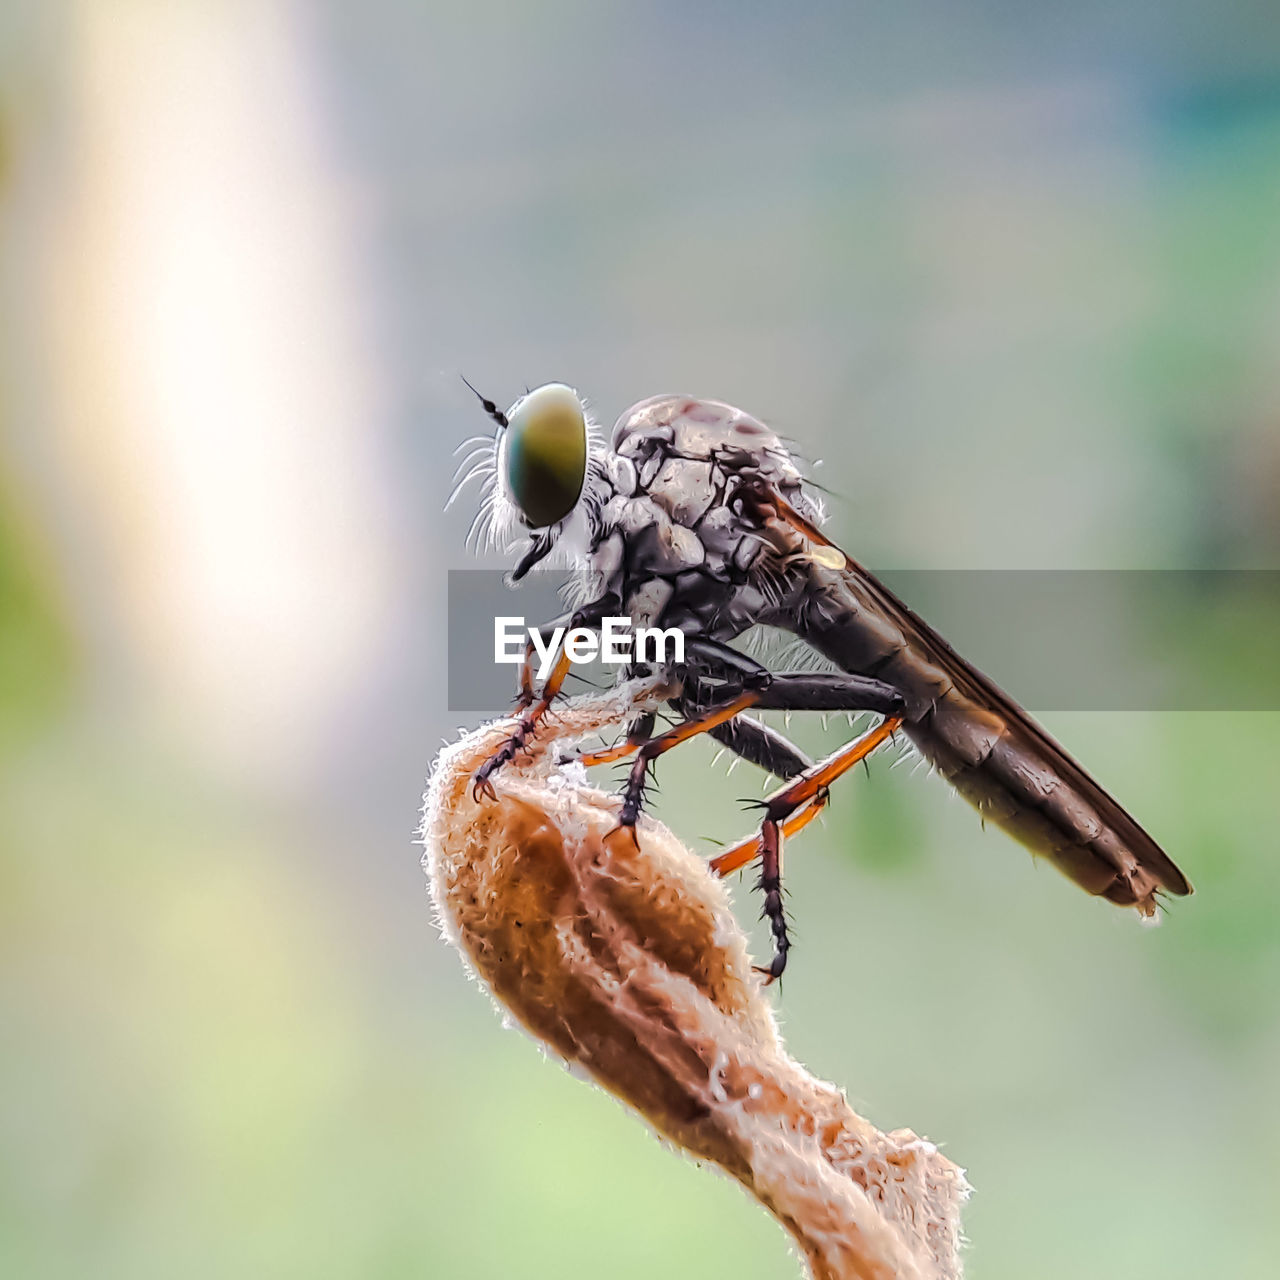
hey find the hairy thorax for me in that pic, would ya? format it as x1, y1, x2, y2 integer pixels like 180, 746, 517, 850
583, 395, 820, 641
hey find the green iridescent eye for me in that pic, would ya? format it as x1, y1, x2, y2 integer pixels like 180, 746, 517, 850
503, 383, 588, 528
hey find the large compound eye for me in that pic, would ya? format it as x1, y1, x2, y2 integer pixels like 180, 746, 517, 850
503, 383, 588, 528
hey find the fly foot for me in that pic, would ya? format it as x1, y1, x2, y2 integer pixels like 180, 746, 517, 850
471, 720, 537, 802
752, 950, 788, 986
603, 822, 641, 857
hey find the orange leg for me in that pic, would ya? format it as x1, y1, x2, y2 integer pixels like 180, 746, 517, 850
754, 815, 788, 981
472, 648, 574, 801
614, 691, 763, 829
710, 715, 901, 874
516, 639, 537, 708
720, 715, 902, 981
575, 695, 765, 772
576, 739, 639, 768
709, 789, 829, 877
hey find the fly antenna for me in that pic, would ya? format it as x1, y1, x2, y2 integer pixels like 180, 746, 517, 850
461, 375, 508, 429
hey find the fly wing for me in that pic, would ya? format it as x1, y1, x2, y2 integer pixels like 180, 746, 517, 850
774, 499, 1192, 909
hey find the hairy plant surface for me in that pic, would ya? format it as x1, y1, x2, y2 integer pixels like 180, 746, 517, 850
422, 681, 968, 1280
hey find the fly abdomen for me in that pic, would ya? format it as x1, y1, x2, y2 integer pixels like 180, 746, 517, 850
792, 566, 1189, 913
912, 693, 1157, 906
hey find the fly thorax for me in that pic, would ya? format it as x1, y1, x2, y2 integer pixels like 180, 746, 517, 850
624, 579, 675, 629
597, 492, 707, 577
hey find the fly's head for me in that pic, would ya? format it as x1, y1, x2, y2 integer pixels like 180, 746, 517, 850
450, 381, 610, 581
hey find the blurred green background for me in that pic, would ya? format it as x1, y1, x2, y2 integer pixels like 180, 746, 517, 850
2, 3, 1279, 1277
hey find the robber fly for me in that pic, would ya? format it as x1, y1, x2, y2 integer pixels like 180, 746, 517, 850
452, 382, 1192, 979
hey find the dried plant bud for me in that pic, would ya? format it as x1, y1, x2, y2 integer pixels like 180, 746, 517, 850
422, 680, 968, 1280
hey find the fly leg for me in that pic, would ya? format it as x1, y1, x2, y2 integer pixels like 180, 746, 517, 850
513, 637, 537, 710
711, 714, 903, 982
472, 596, 620, 801
708, 791, 834, 877
708, 669, 905, 876
754, 671, 904, 717
472, 647, 573, 801
707, 714, 811, 781
502, 608, 573, 714
696, 670, 905, 983
572, 703, 802, 776
572, 712, 655, 768
709, 715, 903, 876
570, 635, 773, 771
565, 635, 906, 982
592, 657, 905, 983
652, 710, 816, 986
608, 689, 767, 841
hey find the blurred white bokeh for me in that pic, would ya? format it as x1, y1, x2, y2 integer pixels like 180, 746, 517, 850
37, 0, 396, 779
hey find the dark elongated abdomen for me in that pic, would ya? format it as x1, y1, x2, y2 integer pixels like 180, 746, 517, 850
787, 566, 1190, 913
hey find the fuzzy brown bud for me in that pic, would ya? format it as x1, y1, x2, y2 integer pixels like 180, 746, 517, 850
422, 681, 968, 1280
